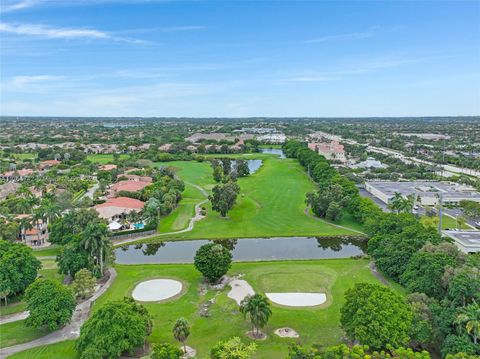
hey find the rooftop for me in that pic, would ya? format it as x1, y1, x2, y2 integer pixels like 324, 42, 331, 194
366, 181, 480, 201
442, 230, 480, 253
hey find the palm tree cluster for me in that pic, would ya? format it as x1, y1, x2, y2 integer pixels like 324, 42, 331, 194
388, 192, 415, 214
240, 294, 272, 338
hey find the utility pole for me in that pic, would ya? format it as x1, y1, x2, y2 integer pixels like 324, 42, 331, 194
437, 192, 443, 236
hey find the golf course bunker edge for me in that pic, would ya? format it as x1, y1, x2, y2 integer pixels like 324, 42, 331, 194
266, 292, 327, 307
132, 279, 183, 302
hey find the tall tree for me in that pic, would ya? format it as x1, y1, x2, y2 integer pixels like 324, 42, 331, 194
80, 221, 111, 276
456, 301, 480, 346
24, 279, 76, 330
340, 283, 413, 350
240, 294, 272, 338
0, 240, 41, 302
172, 318, 190, 353
209, 181, 240, 217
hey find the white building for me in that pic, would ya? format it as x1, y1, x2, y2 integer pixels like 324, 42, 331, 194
365, 181, 480, 206
442, 230, 480, 253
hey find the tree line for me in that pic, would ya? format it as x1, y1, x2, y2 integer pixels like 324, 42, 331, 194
283, 141, 479, 358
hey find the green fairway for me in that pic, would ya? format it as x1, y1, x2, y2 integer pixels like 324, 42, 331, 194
151, 155, 363, 240
86, 154, 129, 164
32, 246, 60, 257
8, 341, 77, 359
88, 259, 391, 358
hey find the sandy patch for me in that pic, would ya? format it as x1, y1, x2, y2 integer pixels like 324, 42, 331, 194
132, 279, 183, 302
246, 330, 267, 340
274, 327, 299, 338
266, 292, 326, 307
228, 279, 255, 305
181, 345, 196, 358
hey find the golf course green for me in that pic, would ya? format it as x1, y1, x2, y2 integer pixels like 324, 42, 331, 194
8, 259, 395, 359
152, 154, 364, 240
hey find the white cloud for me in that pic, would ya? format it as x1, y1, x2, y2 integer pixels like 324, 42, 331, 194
0, 22, 148, 44
0, 0, 38, 13
158, 25, 207, 32
11, 75, 64, 86
282, 57, 426, 82
300, 30, 374, 44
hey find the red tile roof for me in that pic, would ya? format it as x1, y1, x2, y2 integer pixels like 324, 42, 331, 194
110, 180, 149, 193
96, 196, 145, 209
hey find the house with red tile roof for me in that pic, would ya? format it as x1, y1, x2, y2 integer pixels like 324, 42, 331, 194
308, 140, 346, 163
39, 159, 61, 170
94, 196, 145, 223
0, 169, 36, 181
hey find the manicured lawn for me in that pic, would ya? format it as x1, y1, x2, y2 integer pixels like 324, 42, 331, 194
0, 321, 52, 348
86, 154, 129, 164
150, 155, 363, 241
89, 259, 392, 358
32, 245, 61, 257
154, 161, 212, 233
441, 214, 473, 229
9, 340, 78, 359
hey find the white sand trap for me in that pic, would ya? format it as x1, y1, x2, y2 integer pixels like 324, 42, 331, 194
228, 279, 255, 305
132, 279, 183, 302
275, 327, 299, 338
266, 293, 326, 307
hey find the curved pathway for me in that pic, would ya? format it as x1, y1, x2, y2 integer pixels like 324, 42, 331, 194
369, 262, 389, 286
0, 268, 117, 358
303, 207, 366, 236
113, 182, 209, 247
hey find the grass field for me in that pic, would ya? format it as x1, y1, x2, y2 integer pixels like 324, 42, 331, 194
151, 154, 364, 241
9, 341, 77, 359
94, 260, 395, 358
8, 259, 389, 358
32, 245, 61, 257
86, 154, 129, 164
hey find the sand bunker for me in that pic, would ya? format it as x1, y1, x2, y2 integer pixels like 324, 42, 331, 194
275, 327, 299, 338
228, 279, 255, 305
132, 279, 183, 302
266, 292, 326, 307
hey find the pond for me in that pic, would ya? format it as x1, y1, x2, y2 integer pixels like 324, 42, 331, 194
260, 148, 286, 159
115, 236, 366, 264
230, 159, 263, 174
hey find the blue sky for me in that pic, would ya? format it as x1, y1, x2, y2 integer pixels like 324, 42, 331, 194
1, 0, 479, 117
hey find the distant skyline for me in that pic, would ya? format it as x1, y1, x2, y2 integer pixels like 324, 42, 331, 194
1, 0, 479, 117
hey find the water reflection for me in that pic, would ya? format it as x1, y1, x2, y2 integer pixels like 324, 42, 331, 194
115, 236, 366, 264
260, 148, 286, 159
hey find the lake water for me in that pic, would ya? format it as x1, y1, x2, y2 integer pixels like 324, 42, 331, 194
260, 148, 286, 158
115, 236, 366, 264
230, 159, 263, 174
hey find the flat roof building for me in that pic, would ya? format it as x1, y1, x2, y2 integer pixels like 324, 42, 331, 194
442, 230, 480, 253
365, 181, 480, 206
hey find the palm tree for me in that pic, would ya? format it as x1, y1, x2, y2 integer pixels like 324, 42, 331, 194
240, 294, 272, 338
81, 222, 111, 276
388, 192, 404, 213
172, 318, 190, 353
456, 301, 480, 345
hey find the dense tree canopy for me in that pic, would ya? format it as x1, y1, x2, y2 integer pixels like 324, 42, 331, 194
76, 298, 152, 359
194, 243, 232, 283
340, 283, 413, 350
0, 240, 41, 300
24, 278, 76, 330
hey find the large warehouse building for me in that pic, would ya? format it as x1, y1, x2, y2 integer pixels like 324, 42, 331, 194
365, 181, 480, 206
